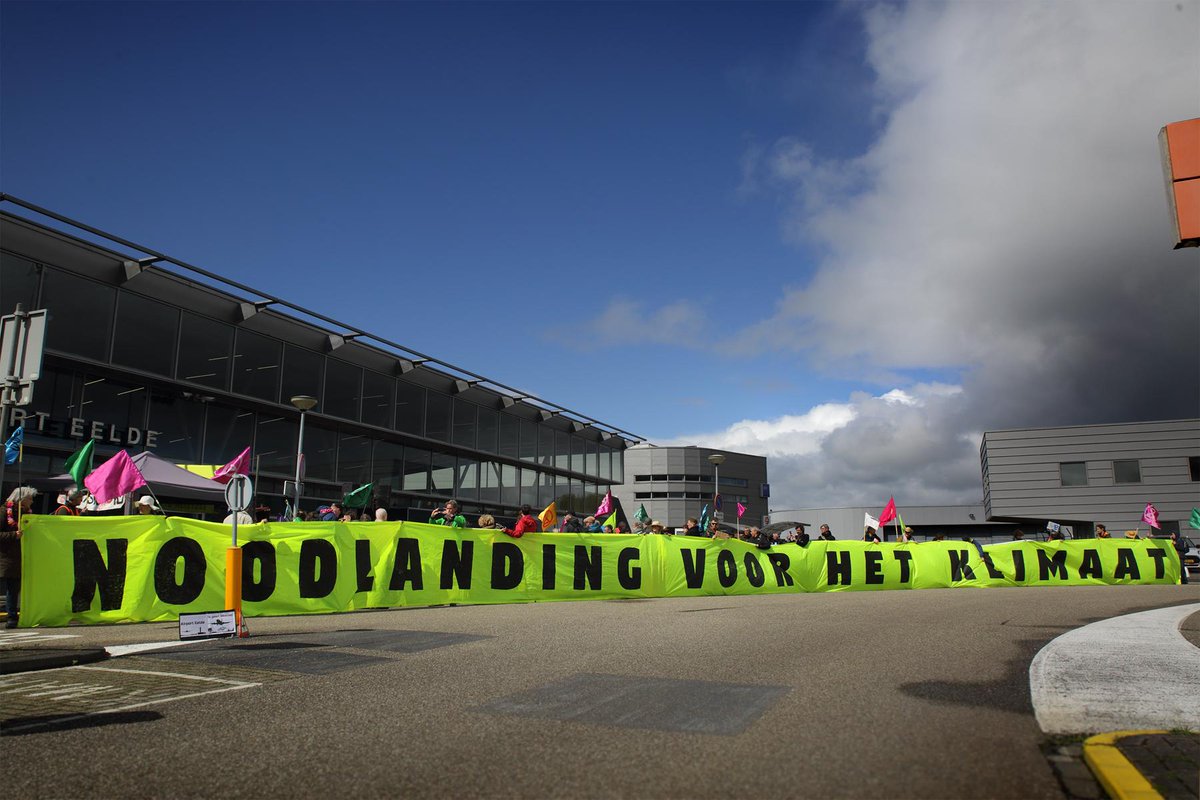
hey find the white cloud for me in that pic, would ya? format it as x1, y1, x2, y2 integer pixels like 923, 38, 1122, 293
700, 0, 1200, 508
665, 383, 980, 508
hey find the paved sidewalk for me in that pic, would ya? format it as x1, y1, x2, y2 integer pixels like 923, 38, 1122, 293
1085, 731, 1199, 800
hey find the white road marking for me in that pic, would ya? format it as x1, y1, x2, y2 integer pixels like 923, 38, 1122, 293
105, 640, 199, 657
1029, 602, 1200, 734
0, 630, 82, 646
0, 665, 260, 734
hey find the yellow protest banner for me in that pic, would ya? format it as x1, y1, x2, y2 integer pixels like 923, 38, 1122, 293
17, 516, 1181, 627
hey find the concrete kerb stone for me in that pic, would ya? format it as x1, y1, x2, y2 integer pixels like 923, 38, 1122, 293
0, 646, 110, 675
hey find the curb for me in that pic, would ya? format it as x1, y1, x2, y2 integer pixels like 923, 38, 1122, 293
0, 647, 111, 675
1082, 731, 1167, 800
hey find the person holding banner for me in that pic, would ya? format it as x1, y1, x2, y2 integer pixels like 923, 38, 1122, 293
863, 526, 881, 543
505, 505, 540, 538
1, 486, 36, 628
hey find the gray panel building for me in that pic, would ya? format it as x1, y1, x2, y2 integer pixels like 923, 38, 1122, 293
980, 419, 1200, 536
612, 445, 768, 530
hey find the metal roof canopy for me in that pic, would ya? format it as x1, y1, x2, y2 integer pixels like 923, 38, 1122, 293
0, 194, 644, 445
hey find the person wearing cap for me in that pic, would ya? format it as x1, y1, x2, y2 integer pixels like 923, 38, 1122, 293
1, 486, 36, 628
136, 496, 161, 515
901, 526, 917, 543
648, 520, 666, 534
223, 510, 254, 525
55, 487, 84, 516
1124, 530, 1140, 540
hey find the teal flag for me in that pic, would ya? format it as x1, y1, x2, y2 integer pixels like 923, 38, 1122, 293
634, 504, 650, 524
1190, 507, 1200, 530
343, 482, 374, 509
699, 503, 710, 535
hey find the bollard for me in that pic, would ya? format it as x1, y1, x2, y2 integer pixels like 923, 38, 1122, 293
225, 546, 248, 637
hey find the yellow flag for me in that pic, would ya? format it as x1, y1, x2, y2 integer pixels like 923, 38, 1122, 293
603, 511, 617, 530
177, 464, 219, 478
538, 501, 557, 532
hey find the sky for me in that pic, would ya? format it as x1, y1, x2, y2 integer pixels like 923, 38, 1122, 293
2, 1, 1198, 511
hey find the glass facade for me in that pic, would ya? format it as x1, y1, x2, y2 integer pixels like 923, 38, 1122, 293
1, 240, 629, 522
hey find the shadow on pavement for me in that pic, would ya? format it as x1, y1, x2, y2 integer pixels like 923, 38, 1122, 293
2, 711, 163, 737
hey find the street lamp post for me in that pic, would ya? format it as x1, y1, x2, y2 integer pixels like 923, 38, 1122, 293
290, 395, 317, 521
708, 453, 726, 534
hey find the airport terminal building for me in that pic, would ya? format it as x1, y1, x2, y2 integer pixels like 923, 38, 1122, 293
612, 445, 769, 530
0, 199, 640, 521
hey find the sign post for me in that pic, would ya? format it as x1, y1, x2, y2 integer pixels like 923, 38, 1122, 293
223, 474, 253, 637
0, 303, 47, 494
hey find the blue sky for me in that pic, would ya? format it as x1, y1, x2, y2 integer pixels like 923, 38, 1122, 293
3, 1, 1198, 509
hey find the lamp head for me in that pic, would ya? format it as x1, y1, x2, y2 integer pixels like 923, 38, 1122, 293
290, 395, 318, 412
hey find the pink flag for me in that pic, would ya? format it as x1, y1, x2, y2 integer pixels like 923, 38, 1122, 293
594, 490, 613, 517
84, 450, 148, 505
736, 501, 747, 519
878, 497, 897, 526
1142, 503, 1161, 529
213, 446, 251, 485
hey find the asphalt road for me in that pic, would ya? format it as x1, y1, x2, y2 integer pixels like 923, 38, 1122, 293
4, 583, 1198, 798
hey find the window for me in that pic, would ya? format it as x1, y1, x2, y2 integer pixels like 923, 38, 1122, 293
148, 390, 204, 464
479, 461, 501, 503
304, 425, 338, 482
281, 345, 324, 406
178, 313, 233, 390
519, 419, 537, 463
231, 329, 281, 402
1060, 462, 1088, 487
114, 292, 177, 377
254, 414, 298, 475
41, 268, 114, 362
1113, 460, 1141, 484
1, 253, 41, 310
1190, 456, 1200, 482
203, 404, 256, 466
360, 370, 394, 429
452, 399, 476, 448
337, 433, 373, 485
324, 358, 362, 421
476, 408, 497, 453
498, 414, 518, 459
403, 447, 430, 492
431, 452, 455, 493
395, 380, 425, 436
456, 458, 479, 501
426, 392, 451, 442
372, 441, 405, 492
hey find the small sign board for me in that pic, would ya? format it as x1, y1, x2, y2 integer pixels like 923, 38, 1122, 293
225, 474, 253, 512
179, 610, 238, 640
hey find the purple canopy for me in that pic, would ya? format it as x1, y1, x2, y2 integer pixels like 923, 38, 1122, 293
38, 450, 226, 501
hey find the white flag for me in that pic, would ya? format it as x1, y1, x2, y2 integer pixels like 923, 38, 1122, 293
864, 512, 881, 530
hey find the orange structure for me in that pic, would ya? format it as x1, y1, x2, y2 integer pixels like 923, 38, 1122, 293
1160, 118, 1200, 248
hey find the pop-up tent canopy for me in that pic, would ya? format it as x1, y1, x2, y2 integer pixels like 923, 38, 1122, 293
37, 450, 226, 501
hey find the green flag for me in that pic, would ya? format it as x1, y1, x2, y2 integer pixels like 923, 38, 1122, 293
64, 440, 96, 488
634, 504, 650, 524
1190, 507, 1200, 530
343, 482, 374, 509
